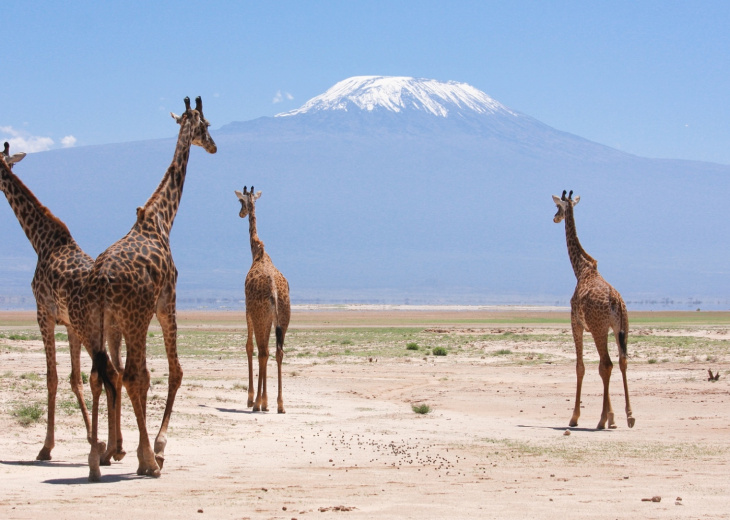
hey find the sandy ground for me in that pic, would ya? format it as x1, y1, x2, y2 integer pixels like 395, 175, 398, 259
0, 310, 728, 519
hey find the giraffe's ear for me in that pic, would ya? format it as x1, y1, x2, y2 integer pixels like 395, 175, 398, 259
234, 190, 245, 201
552, 195, 563, 205
171, 112, 183, 124
254, 191, 262, 201
572, 195, 580, 205
7, 152, 26, 165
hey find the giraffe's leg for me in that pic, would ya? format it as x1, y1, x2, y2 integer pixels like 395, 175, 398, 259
245, 313, 255, 408
618, 350, 635, 428
253, 320, 272, 412
36, 310, 58, 461
276, 327, 286, 414
122, 329, 160, 478
106, 325, 126, 461
569, 315, 585, 427
88, 355, 106, 482
594, 332, 615, 430
153, 300, 183, 471
67, 328, 92, 446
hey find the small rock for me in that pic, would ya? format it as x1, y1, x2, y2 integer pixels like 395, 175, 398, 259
563, 429, 571, 436
197, 509, 203, 513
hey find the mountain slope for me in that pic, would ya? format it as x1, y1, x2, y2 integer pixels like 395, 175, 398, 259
2, 77, 729, 309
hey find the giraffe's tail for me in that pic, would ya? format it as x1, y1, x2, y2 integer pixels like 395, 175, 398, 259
92, 350, 117, 406
611, 292, 629, 357
91, 288, 116, 407
270, 276, 284, 353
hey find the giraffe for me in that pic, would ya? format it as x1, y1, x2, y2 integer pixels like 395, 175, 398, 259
69, 96, 216, 482
1, 143, 125, 463
553, 190, 635, 429
235, 186, 291, 413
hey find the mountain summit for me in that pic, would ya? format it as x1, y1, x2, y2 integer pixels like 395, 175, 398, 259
276, 76, 517, 118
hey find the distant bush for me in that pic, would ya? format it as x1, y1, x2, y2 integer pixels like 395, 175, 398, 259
432, 347, 447, 356
406, 343, 419, 351
412, 403, 431, 414
14, 402, 44, 426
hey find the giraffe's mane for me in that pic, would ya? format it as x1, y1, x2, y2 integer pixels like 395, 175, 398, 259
139, 110, 197, 217
1, 160, 72, 237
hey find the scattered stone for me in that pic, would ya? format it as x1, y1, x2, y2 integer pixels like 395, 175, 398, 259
563, 429, 571, 436
641, 496, 661, 502
197, 509, 203, 513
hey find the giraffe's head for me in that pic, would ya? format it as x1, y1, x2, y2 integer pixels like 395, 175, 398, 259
170, 97, 217, 154
552, 190, 580, 223
2, 142, 27, 170
234, 186, 262, 219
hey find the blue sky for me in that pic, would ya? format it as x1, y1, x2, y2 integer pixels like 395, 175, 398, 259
3, 1, 729, 164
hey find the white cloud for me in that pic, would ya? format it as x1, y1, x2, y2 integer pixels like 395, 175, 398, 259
61, 135, 77, 148
273, 90, 294, 104
0, 126, 55, 153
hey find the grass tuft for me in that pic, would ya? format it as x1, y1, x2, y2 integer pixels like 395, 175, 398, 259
432, 347, 447, 356
412, 403, 431, 414
13, 402, 45, 426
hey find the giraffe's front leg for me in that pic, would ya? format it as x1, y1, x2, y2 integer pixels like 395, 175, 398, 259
37, 312, 58, 461
245, 315, 255, 408
569, 317, 585, 428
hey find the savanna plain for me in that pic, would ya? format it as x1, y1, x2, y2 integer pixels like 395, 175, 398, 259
0, 307, 728, 519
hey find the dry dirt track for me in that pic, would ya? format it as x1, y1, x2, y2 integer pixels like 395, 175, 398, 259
0, 310, 729, 519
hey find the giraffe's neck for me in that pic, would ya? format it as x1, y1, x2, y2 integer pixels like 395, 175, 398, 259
564, 203, 596, 278
139, 117, 194, 236
248, 207, 265, 260
0, 160, 72, 255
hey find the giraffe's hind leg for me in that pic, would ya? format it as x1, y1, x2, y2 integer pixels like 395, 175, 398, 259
594, 332, 615, 430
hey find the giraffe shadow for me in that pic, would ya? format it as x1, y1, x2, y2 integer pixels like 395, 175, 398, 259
43, 472, 145, 485
517, 425, 614, 433
0, 460, 87, 469
198, 403, 255, 414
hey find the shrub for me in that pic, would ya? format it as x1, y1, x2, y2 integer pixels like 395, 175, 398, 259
432, 347, 447, 356
412, 403, 431, 414
14, 403, 44, 426
406, 343, 419, 351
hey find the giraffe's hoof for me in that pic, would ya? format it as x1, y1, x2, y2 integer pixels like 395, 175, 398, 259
278, 408, 286, 414
137, 465, 161, 478
627, 417, 636, 428
155, 454, 165, 470
88, 469, 102, 483
569, 420, 578, 428
36, 447, 52, 461
247, 399, 254, 408
596, 422, 606, 430
608, 423, 618, 429
113, 449, 127, 461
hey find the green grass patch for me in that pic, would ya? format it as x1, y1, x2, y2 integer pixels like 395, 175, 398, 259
13, 402, 45, 426
406, 342, 419, 351
432, 347, 447, 356
412, 403, 431, 414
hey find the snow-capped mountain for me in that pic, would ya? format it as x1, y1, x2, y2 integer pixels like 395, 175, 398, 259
3, 76, 730, 309
276, 76, 517, 118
